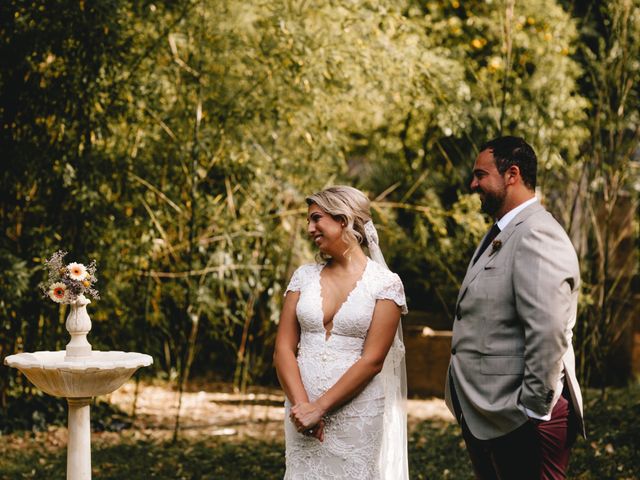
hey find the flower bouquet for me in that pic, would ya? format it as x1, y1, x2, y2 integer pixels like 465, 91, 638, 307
41, 250, 99, 304
41, 251, 100, 358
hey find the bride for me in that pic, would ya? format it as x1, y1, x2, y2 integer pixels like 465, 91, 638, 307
274, 185, 409, 479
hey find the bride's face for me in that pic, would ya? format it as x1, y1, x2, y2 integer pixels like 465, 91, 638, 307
307, 203, 347, 254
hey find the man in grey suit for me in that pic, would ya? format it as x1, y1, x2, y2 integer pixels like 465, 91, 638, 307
445, 136, 585, 479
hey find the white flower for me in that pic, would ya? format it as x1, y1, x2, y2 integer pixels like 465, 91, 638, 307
67, 262, 88, 281
48, 282, 68, 303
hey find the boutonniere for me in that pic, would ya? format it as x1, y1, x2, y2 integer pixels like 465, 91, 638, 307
489, 240, 502, 256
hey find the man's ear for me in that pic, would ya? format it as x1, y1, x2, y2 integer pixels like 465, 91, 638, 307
504, 165, 520, 186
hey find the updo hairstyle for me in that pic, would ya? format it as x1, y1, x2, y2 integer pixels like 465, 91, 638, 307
305, 186, 372, 249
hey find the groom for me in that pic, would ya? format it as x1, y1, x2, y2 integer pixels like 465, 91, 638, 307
445, 136, 585, 479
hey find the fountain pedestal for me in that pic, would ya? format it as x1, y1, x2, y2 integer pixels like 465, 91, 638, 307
67, 398, 92, 480
3, 296, 152, 480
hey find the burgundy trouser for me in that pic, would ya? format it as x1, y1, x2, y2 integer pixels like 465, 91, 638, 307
460, 392, 577, 480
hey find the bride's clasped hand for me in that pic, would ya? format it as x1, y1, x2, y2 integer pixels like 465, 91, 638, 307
289, 402, 326, 441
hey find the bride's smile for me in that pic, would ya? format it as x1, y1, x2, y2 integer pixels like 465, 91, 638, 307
306, 204, 349, 254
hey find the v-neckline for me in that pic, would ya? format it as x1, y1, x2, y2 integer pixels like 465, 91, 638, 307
318, 258, 370, 340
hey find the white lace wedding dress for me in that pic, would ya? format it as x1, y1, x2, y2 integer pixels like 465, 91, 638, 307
283, 258, 408, 480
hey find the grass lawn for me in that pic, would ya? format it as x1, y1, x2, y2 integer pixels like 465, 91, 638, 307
1, 385, 638, 479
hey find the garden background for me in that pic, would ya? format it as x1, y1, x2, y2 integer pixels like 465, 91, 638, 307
1, 0, 639, 478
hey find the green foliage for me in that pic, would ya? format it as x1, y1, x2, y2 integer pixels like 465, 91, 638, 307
0, 390, 66, 434
0, 437, 286, 479
359, 0, 589, 313
571, 386, 640, 479
0, 388, 130, 434
1, 0, 636, 401
0, 0, 152, 407
558, 0, 640, 386
409, 422, 473, 479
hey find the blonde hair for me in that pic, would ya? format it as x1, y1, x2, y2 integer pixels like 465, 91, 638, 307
305, 186, 372, 251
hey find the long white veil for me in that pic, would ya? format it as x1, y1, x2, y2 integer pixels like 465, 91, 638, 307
364, 221, 409, 480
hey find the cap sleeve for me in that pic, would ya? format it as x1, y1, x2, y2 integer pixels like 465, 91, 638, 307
284, 265, 306, 296
376, 272, 408, 315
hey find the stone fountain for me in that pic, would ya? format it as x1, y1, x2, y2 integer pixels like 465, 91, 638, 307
4, 295, 153, 480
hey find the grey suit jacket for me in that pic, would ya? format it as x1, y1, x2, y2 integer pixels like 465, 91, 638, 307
445, 202, 585, 440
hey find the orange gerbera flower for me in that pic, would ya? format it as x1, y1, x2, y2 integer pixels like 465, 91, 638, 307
48, 282, 67, 303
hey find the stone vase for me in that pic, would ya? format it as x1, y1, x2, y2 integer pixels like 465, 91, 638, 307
65, 294, 92, 359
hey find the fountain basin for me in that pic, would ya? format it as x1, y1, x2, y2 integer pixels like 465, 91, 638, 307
4, 351, 153, 398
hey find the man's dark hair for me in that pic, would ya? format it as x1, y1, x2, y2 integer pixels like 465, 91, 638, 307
480, 136, 537, 190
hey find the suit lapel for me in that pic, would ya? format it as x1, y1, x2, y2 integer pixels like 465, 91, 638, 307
456, 202, 544, 307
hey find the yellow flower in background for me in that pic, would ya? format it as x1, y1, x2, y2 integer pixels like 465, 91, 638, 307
488, 57, 504, 73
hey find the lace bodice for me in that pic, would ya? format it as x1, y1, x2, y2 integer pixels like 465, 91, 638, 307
283, 258, 407, 479
287, 259, 407, 335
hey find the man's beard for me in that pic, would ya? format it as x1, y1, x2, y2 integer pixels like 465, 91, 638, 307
477, 187, 506, 217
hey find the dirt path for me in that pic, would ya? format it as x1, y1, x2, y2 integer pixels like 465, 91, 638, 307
0, 381, 455, 458
105, 380, 455, 442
